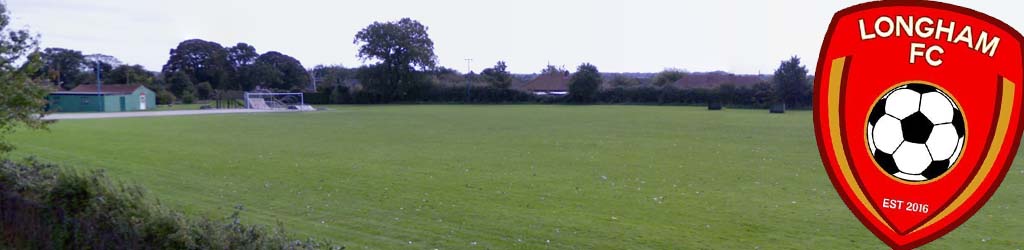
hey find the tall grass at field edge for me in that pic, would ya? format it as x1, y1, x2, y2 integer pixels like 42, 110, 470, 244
0, 158, 342, 250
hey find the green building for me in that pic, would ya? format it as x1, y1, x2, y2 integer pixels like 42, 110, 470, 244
47, 84, 157, 113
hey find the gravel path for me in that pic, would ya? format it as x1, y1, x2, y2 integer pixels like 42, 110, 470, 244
42, 109, 300, 120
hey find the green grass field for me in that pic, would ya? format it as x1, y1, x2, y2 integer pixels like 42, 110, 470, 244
7, 105, 1024, 249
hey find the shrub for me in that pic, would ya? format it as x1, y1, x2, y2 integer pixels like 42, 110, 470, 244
181, 90, 196, 104
423, 86, 535, 104
568, 63, 601, 103
195, 82, 213, 100
303, 91, 330, 105
0, 159, 341, 250
298, 75, 805, 109
329, 85, 352, 104
156, 90, 176, 105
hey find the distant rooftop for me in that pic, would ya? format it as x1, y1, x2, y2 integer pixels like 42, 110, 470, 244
521, 73, 570, 92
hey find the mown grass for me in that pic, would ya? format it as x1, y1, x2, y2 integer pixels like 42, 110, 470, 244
8, 105, 1024, 249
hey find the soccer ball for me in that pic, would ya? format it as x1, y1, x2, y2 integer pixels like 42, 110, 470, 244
867, 83, 965, 182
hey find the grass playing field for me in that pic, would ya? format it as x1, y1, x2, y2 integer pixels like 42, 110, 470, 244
7, 105, 1024, 249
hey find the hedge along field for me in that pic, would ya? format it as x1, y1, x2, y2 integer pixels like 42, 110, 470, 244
7, 105, 1024, 249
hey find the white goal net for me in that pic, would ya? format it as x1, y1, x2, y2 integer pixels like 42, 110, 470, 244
244, 92, 314, 111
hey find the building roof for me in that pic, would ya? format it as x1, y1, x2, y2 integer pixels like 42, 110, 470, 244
521, 73, 570, 92
671, 72, 769, 89
52, 84, 148, 95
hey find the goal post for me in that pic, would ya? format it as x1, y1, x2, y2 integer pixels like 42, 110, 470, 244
244, 92, 313, 110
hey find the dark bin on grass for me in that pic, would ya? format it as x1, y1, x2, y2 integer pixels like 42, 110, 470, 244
770, 103, 786, 114
708, 101, 723, 110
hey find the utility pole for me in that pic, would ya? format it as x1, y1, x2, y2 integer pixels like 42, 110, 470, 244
56, 67, 62, 88
95, 61, 102, 92
465, 58, 473, 102
95, 60, 103, 111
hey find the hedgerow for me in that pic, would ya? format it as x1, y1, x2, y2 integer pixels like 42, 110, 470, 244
0, 158, 342, 250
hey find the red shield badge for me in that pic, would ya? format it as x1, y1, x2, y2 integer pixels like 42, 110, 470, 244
814, 1, 1024, 249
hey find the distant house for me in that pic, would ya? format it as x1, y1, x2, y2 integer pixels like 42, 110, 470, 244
521, 73, 570, 95
671, 71, 769, 89
47, 84, 156, 113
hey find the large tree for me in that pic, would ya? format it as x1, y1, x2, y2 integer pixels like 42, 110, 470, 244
569, 63, 602, 103
480, 61, 512, 89
772, 56, 810, 108
84, 53, 121, 68
0, 2, 48, 153
107, 64, 154, 85
167, 71, 194, 97
39, 47, 85, 89
162, 39, 231, 90
312, 64, 354, 88
353, 18, 436, 100
247, 51, 309, 91
227, 42, 258, 69
238, 62, 277, 91
81, 53, 121, 86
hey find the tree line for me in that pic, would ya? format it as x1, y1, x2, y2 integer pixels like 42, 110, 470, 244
311, 18, 813, 108
28, 17, 812, 109
34, 40, 310, 105
305, 57, 811, 110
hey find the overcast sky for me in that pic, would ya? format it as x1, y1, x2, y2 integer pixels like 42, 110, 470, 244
6, 0, 1023, 74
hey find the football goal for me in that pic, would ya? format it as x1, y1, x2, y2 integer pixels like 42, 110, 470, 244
244, 92, 314, 111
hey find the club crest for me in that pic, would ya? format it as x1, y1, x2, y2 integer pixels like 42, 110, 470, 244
813, 1, 1024, 249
